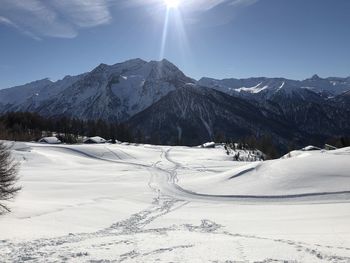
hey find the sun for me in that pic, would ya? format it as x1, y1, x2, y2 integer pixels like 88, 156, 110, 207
164, 0, 180, 9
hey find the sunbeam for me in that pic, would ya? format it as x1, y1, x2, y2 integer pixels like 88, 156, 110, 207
158, 0, 192, 63
164, 0, 180, 9
159, 8, 170, 59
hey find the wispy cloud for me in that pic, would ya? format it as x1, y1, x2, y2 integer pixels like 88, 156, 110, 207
0, 15, 42, 40
0, 0, 112, 39
0, 16, 17, 28
181, 0, 256, 11
181, 0, 259, 26
0, 0, 258, 39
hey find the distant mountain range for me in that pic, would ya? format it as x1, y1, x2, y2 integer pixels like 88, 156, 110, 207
0, 58, 349, 147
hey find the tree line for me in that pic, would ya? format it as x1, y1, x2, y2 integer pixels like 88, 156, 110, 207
0, 112, 133, 143
0, 111, 348, 155
222, 134, 350, 160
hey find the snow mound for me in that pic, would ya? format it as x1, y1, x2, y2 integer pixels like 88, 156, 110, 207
179, 147, 350, 197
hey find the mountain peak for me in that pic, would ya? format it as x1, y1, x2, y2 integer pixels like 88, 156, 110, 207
311, 74, 321, 80
92, 63, 109, 73
150, 58, 173, 66
120, 58, 146, 65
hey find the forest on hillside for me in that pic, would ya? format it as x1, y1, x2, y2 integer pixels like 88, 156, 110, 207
0, 112, 133, 143
0, 112, 349, 159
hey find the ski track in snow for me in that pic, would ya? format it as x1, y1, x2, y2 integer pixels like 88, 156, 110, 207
2, 198, 350, 262
1, 144, 350, 262
158, 148, 350, 203
2, 195, 350, 262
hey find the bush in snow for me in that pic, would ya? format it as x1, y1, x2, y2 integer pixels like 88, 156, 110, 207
0, 142, 21, 214
224, 142, 266, 162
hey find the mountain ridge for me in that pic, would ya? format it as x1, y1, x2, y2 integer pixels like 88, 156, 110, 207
0, 58, 349, 147
2, 58, 350, 92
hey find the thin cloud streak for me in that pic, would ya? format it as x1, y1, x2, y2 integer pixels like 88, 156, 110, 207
50, 0, 112, 28
182, 0, 259, 26
0, 15, 42, 40
0, 0, 112, 39
0, 16, 17, 28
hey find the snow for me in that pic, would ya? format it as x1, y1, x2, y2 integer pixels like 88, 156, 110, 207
0, 75, 83, 109
176, 148, 350, 197
234, 82, 268, 93
38, 137, 61, 144
302, 145, 322, 151
0, 142, 350, 262
0, 59, 193, 122
201, 142, 215, 148
83, 136, 106, 144
199, 75, 350, 98
109, 61, 179, 116
276, 81, 285, 91
0, 79, 52, 105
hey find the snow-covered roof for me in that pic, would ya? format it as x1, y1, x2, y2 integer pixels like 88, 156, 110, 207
302, 145, 321, 151
38, 137, 61, 144
83, 136, 106, 144
202, 142, 215, 148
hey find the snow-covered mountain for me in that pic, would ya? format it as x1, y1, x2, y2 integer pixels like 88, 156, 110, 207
0, 58, 194, 122
0, 75, 85, 113
0, 78, 54, 111
1, 58, 349, 146
301, 74, 350, 96
128, 84, 301, 146
198, 76, 350, 138
198, 75, 350, 99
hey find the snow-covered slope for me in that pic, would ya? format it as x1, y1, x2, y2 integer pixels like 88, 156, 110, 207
0, 59, 194, 122
0, 78, 53, 107
1, 142, 350, 262
177, 147, 350, 197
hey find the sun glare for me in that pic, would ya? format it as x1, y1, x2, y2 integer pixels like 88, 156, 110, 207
159, 0, 190, 61
164, 0, 180, 9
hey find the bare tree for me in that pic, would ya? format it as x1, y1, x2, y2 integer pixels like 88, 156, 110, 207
0, 142, 21, 214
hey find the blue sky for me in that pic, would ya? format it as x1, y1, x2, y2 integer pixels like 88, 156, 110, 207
0, 0, 350, 89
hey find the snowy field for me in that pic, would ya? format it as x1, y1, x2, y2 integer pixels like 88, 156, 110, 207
1, 142, 350, 262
